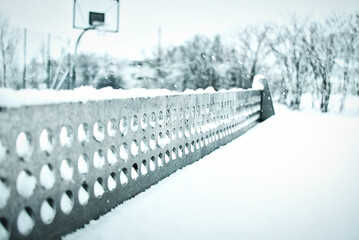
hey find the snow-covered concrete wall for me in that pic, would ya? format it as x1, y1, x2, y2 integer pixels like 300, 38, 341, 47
0, 86, 272, 239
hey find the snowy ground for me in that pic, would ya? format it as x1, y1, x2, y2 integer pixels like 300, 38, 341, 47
63, 104, 359, 240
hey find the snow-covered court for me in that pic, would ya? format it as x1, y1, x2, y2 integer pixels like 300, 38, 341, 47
64, 104, 359, 240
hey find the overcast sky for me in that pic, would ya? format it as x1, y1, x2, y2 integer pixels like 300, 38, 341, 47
1, 0, 358, 60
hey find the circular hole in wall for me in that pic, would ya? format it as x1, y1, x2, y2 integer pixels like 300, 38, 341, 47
141, 160, 148, 176
40, 198, 56, 225
157, 132, 165, 149
119, 168, 128, 186
60, 159, 74, 181
40, 164, 55, 190
77, 123, 89, 144
0, 178, 10, 209
94, 178, 105, 198
0, 217, 10, 240
157, 153, 163, 168
165, 151, 170, 164
140, 137, 149, 153
131, 164, 139, 180
179, 108, 184, 120
16, 170, 36, 198
107, 146, 118, 166
60, 126, 74, 148
131, 115, 139, 132
119, 143, 128, 161
185, 125, 190, 139
93, 150, 105, 169
39, 129, 55, 154
78, 183, 89, 206
107, 173, 117, 192
131, 140, 139, 156
60, 191, 74, 215
78, 154, 89, 174
16, 132, 34, 161
185, 107, 190, 119
93, 121, 105, 142
17, 207, 35, 236
149, 157, 156, 172
178, 127, 183, 139
149, 112, 156, 128
185, 143, 189, 155
149, 134, 156, 150
172, 108, 177, 122
141, 113, 148, 130
107, 119, 117, 137
178, 145, 183, 158
158, 111, 164, 125
119, 117, 129, 135
172, 148, 177, 160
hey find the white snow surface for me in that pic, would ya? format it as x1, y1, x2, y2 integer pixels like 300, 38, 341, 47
0, 86, 221, 108
63, 104, 359, 240
0, 85, 270, 108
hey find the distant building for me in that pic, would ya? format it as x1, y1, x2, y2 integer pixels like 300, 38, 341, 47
124, 60, 158, 88
128, 60, 156, 81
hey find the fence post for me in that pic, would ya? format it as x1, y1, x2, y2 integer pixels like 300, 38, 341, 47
258, 78, 275, 121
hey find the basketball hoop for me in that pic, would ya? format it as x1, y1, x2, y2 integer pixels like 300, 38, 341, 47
73, 0, 119, 33
71, 0, 120, 89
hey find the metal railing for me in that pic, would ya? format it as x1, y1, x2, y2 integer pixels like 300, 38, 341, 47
0, 80, 274, 239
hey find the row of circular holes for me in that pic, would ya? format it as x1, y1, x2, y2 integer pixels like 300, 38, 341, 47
1, 117, 252, 208
0, 113, 256, 207
1, 119, 248, 209
3, 118, 223, 163
0, 112, 257, 208
0, 119, 252, 238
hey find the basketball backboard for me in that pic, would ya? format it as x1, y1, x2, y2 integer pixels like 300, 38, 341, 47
73, 0, 119, 33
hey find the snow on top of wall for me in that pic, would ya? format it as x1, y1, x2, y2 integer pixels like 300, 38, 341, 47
0, 86, 223, 108
252, 74, 266, 90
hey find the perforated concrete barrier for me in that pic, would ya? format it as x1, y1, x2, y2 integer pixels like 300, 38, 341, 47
0, 82, 274, 239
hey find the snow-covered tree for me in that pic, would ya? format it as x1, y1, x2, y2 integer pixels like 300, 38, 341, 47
302, 21, 337, 112
331, 13, 359, 111
232, 24, 269, 85
267, 16, 310, 109
148, 34, 250, 91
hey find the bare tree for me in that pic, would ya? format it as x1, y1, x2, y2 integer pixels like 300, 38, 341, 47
332, 13, 359, 112
233, 24, 269, 85
0, 13, 20, 88
142, 34, 251, 91
267, 16, 309, 109
302, 21, 337, 113
224, 48, 249, 89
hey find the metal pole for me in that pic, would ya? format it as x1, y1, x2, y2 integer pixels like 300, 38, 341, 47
116, 0, 120, 32
158, 26, 161, 65
47, 33, 51, 88
71, 26, 95, 89
22, 28, 27, 89
67, 39, 71, 90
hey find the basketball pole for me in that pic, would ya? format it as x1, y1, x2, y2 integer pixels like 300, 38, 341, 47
71, 0, 120, 89
71, 26, 96, 89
